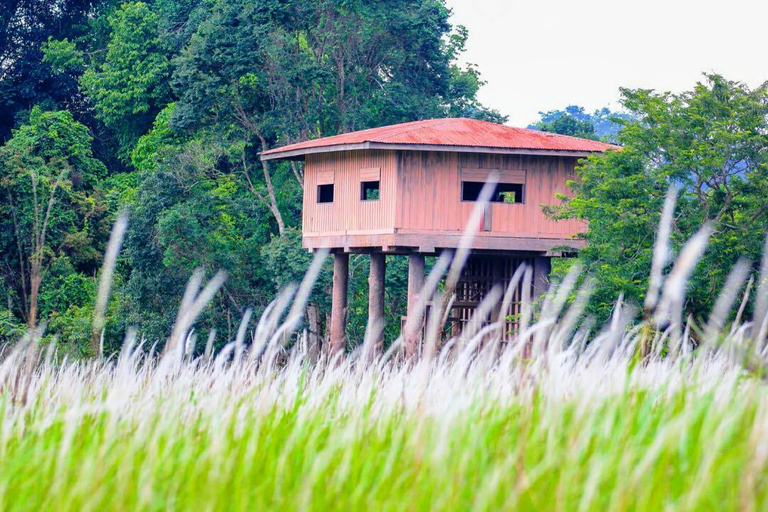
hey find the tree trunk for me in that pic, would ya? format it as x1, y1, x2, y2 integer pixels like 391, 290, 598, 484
259, 157, 286, 235
27, 273, 40, 330
231, 105, 287, 235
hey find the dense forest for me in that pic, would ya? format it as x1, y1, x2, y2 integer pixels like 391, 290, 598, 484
0, 0, 505, 353
1, 0, 767, 355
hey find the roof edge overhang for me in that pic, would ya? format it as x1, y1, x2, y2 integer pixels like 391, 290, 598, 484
260, 142, 609, 162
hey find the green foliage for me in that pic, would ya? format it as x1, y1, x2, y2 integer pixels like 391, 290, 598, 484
553, 74, 768, 321
171, 0, 504, 142
130, 103, 181, 173
1, 107, 107, 180
2, 0, 506, 349
261, 227, 332, 309
0, 0, 108, 142
80, 2, 172, 157
39, 257, 96, 317
530, 105, 633, 143
121, 128, 281, 343
41, 38, 86, 74
0, 106, 108, 338
0, 310, 24, 344
533, 111, 597, 140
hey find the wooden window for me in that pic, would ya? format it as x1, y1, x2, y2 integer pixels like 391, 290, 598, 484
495, 183, 524, 204
317, 171, 335, 185
461, 181, 524, 204
317, 183, 334, 203
361, 181, 380, 201
359, 167, 381, 201
460, 168, 525, 183
360, 167, 381, 181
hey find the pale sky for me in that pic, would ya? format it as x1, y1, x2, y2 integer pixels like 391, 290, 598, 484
445, 0, 768, 127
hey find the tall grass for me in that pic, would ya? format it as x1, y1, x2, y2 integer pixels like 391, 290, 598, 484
2, 190, 768, 510
0, 327, 766, 510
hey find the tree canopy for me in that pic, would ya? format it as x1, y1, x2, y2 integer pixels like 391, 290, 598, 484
3, 0, 765, 355
0, 0, 503, 351
0, 107, 108, 333
550, 74, 768, 322
529, 105, 633, 143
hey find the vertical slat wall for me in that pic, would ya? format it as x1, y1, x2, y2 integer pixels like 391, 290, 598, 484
303, 150, 398, 235
450, 255, 532, 342
397, 151, 463, 231
396, 151, 586, 238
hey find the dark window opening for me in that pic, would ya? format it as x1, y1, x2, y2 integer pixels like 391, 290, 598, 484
461, 181, 524, 204
361, 180, 380, 201
318, 183, 334, 203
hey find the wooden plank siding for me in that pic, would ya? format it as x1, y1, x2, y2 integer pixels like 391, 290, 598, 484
303, 150, 398, 237
302, 148, 585, 250
395, 151, 586, 239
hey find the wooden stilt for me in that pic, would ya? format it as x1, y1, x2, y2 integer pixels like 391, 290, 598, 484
368, 252, 386, 354
307, 302, 321, 362
404, 252, 426, 358
330, 253, 349, 354
533, 256, 551, 300
491, 256, 504, 323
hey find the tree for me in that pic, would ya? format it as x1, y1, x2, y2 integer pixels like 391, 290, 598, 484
0, 0, 111, 143
531, 106, 597, 140
0, 0, 505, 348
169, 0, 504, 233
172, 0, 504, 137
549, 75, 768, 322
261, 228, 332, 354
79, 2, 173, 158
0, 107, 107, 329
118, 107, 284, 346
529, 105, 633, 143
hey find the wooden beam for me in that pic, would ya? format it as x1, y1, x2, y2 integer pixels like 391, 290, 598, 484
260, 142, 603, 161
303, 232, 585, 253
405, 253, 426, 358
330, 253, 349, 354
483, 203, 492, 232
461, 168, 526, 183
368, 252, 386, 354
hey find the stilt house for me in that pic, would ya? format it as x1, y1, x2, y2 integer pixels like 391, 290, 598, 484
261, 118, 618, 354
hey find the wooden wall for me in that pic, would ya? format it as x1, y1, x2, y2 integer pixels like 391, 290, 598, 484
395, 151, 586, 238
303, 150, 398, 236
302, 148, 586, 247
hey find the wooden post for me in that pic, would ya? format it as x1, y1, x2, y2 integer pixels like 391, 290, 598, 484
533, 256, 551, 300
307, 302, 321, 362
368, 252, 386, 353
491, 256, 504, 323
330, 253, 349, 354
404, 252, 426, 357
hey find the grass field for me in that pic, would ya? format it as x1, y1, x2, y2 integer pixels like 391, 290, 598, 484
2, 201, 768, 511
0, 334, 766, 511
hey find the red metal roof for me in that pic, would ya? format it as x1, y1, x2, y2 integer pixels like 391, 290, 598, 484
261, 118, 620, 160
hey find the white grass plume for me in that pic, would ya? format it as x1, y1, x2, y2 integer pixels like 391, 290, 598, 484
91, 210, 129, 356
